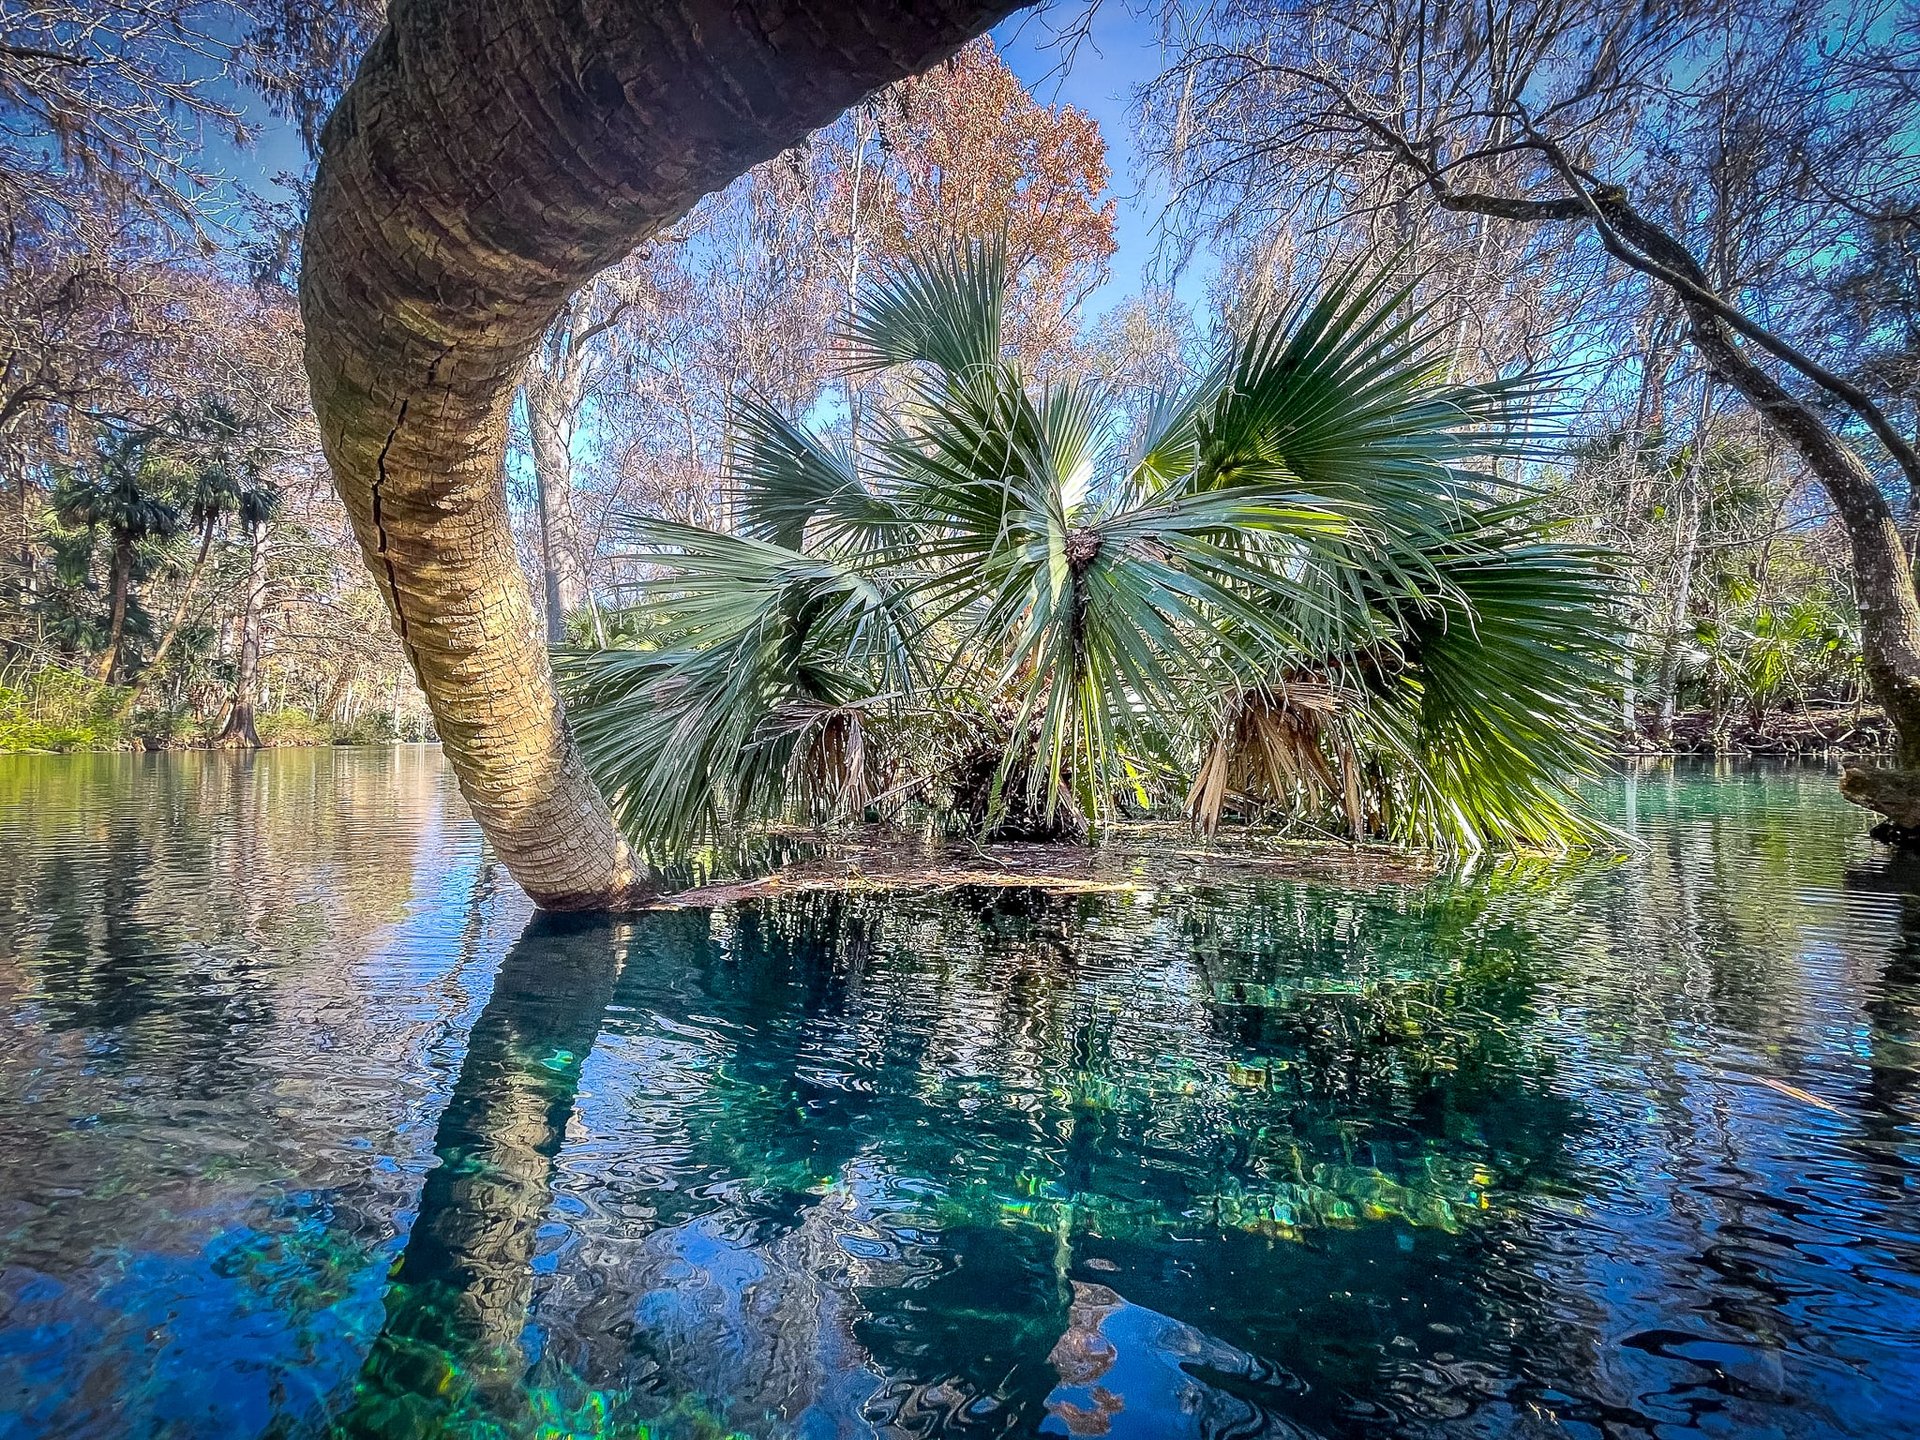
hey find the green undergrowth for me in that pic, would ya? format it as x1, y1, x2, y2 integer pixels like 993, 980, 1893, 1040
0, 665, 135, 751
0, 668, 433, 753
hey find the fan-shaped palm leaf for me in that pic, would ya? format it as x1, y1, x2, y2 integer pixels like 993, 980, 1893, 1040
565, 240, 1622, 856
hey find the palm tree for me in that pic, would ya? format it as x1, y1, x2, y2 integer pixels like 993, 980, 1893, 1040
213, 483, 283, 748
51, 430, 182, 685
561, 243, 1623, 856
299, 0, 1024, 910
117, 402, 279, 717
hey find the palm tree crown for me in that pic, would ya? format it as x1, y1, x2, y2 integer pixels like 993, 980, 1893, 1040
562, 241, 1622, 855
52, 431, 184, 550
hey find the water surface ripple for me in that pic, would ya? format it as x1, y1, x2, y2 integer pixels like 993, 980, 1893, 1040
1, 750, 1917, 1438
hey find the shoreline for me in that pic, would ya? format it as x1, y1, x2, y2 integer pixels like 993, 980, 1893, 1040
0, 737, 440, 757
646, 826, 1445, 909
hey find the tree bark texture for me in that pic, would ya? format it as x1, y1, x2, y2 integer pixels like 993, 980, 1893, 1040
523, 333, 590, 645
1649, 384, 1715, 744
300, 0, 1021, 911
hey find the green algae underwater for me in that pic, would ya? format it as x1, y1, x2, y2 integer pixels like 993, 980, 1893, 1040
1, 748, 1918, 1438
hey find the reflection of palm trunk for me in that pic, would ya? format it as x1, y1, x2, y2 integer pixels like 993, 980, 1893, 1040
339, 914, 623, 1434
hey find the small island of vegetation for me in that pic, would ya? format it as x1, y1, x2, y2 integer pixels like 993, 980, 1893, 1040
5, 6, 1920, 1440
562, 241, 1621, 858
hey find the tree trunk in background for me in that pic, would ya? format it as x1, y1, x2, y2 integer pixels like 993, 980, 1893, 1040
1577, 194, 1920, 774
118, 516, 217, 715
96, 536, 132, 684
1648, 480, 1699, 744
322, 665, 354, 722
1679, 310, 1920, 769
1649, 384, 1716, 745
217, 519, 269, 748
299, 0, 1020, 910
6, 445, 31, 600
523, 338, 589, 646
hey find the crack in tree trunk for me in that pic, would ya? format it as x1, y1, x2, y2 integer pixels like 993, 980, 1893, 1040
299, 0, 1020, 910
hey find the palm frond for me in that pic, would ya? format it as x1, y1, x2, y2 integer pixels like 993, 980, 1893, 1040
845, 235, 1007, 380
1389, 508, 1625, 849
732, 395, 899, 553
568, 244, 1621, 856
558, 522, 920, 846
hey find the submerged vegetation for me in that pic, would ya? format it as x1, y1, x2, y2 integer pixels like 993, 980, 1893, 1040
561, 243, 1622, 854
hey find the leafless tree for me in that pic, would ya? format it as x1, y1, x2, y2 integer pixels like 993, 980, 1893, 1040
1144, 0, 1920, 792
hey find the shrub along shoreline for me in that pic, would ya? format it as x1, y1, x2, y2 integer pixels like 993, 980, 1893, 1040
1, 662, 1881, 762
0, 664, 434, 753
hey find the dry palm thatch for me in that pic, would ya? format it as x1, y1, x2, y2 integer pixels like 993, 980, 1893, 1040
1188, 681, 1372, 839
766, 699, 876, 820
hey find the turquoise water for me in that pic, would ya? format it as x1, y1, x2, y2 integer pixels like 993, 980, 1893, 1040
0, 750, 1916, 1438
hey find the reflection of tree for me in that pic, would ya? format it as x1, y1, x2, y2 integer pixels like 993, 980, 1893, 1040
1535, 762, 1920, 1434
16, 755, 1912, 1438
0, 749, 465, 1091
505, 884, 1607, 1437
1844, 850, 1920, 1151
1183, 872, 1591, 1194
24, 800, 278, 1080
338, 912, 625, 1436
1043, 1281, 1307, 1439
0, 749, 524, 1437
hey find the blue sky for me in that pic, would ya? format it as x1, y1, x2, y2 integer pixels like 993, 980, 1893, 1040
209, 2, 1199, 325
991, 2, 1201, 320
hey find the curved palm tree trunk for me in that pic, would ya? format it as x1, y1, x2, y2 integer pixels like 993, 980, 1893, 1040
299, 0, 1019, 911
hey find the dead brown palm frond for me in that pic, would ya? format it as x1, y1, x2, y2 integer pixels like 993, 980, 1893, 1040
1187, 679, 1361, 837
762, 699, 875, 821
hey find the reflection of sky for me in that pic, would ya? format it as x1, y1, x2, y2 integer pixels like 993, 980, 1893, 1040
6, 755, 1920, 1435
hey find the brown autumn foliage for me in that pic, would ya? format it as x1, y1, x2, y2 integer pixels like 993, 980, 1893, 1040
819, 37, 1117, 374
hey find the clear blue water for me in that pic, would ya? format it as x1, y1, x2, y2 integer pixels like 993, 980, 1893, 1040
0, 749, 1916, 1438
